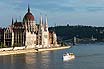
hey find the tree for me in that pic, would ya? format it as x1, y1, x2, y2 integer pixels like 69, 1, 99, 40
0, 42, 3, 48
49, 25, 104, 42
0, 42, 7, 48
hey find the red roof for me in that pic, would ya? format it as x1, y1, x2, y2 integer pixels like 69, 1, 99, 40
14, 22, 23, 27
23, 12, 34, 21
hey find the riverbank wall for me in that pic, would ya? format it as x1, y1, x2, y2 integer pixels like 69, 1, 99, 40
0, 46, 71, 56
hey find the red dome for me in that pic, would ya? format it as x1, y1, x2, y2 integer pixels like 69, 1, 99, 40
23, 6, 35, 21
23, 12, 34, 21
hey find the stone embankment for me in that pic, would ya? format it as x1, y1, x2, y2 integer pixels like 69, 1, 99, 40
0, 46, 71, 56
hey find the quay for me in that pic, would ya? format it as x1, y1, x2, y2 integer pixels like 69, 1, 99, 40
0, 46, 71, 56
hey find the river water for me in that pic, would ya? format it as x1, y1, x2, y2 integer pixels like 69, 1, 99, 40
0, 43, 104, 69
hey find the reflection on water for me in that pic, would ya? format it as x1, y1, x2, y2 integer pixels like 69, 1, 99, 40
0, 54, 27, 69
0, 43, 104, 69
25, 53, 35, 64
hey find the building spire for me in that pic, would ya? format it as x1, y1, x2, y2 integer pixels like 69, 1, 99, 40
40, 14, 43, 26
28, 4, 30, 13
12, 17, 14, 25
15, 19, 17, 23
45, 15, 48, 31
45, 15, 48, 25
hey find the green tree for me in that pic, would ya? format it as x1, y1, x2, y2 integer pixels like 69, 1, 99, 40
0, 42, 3, 48
0, 42, 7, 48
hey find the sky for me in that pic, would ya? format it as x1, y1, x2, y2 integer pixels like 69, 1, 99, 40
1, 0, 104, 27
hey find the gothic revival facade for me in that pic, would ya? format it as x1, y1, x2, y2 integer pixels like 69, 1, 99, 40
0, 6, 58, 48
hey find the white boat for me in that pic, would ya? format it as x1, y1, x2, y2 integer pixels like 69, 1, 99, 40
63, 53, 75, 61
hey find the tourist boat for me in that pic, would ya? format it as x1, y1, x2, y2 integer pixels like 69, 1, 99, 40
63, 53, 75, 61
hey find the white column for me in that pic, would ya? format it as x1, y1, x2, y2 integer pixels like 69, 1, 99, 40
4, 31, 5, 46
11, 31, 14, 46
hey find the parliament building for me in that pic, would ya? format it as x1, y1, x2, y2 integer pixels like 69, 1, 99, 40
0, 6, 58, 48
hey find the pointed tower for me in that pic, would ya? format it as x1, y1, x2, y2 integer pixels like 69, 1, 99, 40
11, 18, 14, 47
28, 4, 30, 13
40, 15, 43, 27
23, 4, 35, 22
44, 15, 48, 32
12, 18, 14, 25
37, 15, 44, 46
39, 15, 44, 31
42, 15, 49, 47
15, 19, 17, 23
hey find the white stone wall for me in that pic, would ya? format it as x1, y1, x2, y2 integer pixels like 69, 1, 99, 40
53, 33, 57, 46
25, 31, 36, 48
43, 31, 49, 47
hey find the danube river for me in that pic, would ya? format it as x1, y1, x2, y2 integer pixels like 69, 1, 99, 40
0, 43, 104, 69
